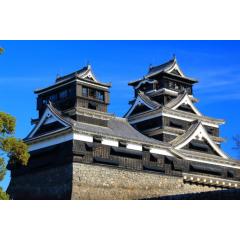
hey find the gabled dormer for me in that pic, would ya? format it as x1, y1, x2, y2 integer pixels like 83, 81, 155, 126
124, 91, 161, 118
165, 90, 202, 116
26, 102, 71, 141
171, 120, 228, 159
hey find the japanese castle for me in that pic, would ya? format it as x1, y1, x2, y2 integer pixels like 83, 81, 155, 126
7, 58, 240, 199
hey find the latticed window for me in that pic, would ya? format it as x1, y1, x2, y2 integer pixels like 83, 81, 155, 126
96, 90, 104, 101
82, 87, 88, 97
82, 86, 104, 101
174, 82, 179, 90
89, 88, 95, 98
169, 81, 174, 89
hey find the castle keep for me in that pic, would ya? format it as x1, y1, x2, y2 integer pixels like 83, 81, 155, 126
7, 58, 240, 199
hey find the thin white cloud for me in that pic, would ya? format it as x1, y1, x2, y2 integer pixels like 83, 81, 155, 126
191, 64, 240, 104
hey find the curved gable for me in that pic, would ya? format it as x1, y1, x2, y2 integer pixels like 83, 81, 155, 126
26, 104, 71, 139
125, 92, 160, 118
77, 65, 98, 82
166, 92, 202, 116
171, 121, 228, 159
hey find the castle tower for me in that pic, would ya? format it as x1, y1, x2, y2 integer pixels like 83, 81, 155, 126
35, 65, 111, 119
7, 61, 240, 200
125, 57, 224, 149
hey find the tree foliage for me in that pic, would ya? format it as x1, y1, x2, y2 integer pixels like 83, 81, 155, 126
0, 112, 30, 200
0, 157, 6, 181
0, 47, 4, 54
0, 111, 15, 134
0, 187, 9, 200
0, 112, 30, 166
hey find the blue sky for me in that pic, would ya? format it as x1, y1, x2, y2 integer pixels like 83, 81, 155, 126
0, 40, 240, 191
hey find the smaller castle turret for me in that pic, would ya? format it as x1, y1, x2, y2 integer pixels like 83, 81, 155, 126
35, 65, 111, 120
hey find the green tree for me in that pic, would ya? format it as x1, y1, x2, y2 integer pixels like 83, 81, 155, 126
0, 112, 30, 200
0, 47, 4, 54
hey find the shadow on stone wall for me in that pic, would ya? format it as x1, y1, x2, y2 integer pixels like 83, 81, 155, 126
7, 163, 73, 200
148, 188, 240, 200
7, 141, 74, 200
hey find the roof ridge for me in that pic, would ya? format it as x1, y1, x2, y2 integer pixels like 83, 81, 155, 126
56, 65, 89, 83
148, 58, 175, 73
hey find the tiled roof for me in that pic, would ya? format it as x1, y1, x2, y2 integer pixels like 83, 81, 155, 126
138, 91, 161, 109
177, 149, 239, 166
26, 103, 169, 147
147, 58, 176, 77
72, 116, 168, 146
35, 65, 111, 94
165, 90, 188, 109
129, 57, 197, 86
170, 120, 200, 146
56, 65, 90, 83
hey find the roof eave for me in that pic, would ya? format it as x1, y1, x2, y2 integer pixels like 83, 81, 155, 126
24, 127, 72, 143
162, 71, 198, 83
34, 77, 76, 94
128, 79, 143, 86
76, 77, 112, 87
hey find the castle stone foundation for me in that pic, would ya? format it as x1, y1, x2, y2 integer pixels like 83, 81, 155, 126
72, 163, 220, 200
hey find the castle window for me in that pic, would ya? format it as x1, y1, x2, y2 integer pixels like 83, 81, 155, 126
89, 88, 96, 98
82, 87, 104, 101
174, 83, 179, 90
82, 87, 88, 97
59, 89, 68, 99
169, 81, 174, 89
96, 90, 104, 101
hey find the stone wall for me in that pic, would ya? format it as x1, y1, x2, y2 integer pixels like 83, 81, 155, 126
71, 163, 221, 200
8, 161, 232, 200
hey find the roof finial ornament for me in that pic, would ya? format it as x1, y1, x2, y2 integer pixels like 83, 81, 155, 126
86, 60, 91, 69
56, 73, 61, 79
173, 53, 177, 63
149, 63, 153, 70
